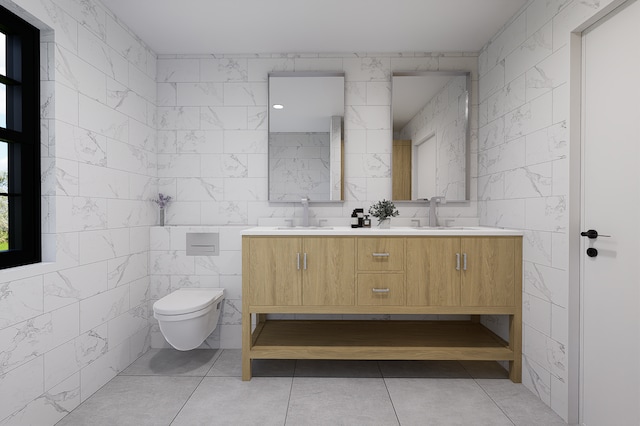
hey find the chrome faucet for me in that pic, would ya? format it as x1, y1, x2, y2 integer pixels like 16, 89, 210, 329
428, 196, 446, 227
301, 197, 310, 227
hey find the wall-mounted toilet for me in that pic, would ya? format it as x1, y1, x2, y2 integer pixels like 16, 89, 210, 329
153, 288, 225, 351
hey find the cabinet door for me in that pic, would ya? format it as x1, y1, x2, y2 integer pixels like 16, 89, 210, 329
303, 237, 355, 306
406, 237, 460, 306
248, 237, 302, 306
461, 237, 516, 307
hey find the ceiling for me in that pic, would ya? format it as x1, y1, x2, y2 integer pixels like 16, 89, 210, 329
100, 0, 527, 55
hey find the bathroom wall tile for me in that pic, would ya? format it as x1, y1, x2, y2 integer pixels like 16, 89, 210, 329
219, 324, 242, 349
194, 251, 242, 276
105, 16, 147, 72
108, 304, 148, 348
220, 275, 242, 300
171, 275, 221, 290
149, 275, 171, 300
391, 56, 439, 72
77, 25, 128, 85
505, 21, 553, 83
342, 57, 390, 82
345, 105, 390, 130
247, 57, 294, 81
552, 0, 611, 50
525, 121, 567, 165
504, 163, 552, 199
523, 230, 553, 266
201, 200, 249, 225
176, 82, 223, 106
107, 252, 148, 288
486, 12, 526, 71
79, 341, 130, 402
44, 262, 108, 312
0, 356, 44, 421
55, 121, 108, 166
79, 285, 129, 333
487, 74, 526, 122
294, 57, 343, 72
129, 276, 150, 308
200, 58, 248, 82
522, 355, 552, 407
164, 202, 202, 225
526, 0, 571, 38
150, 251, 195, 275
478, 116, 505, 151
550, 374, 569, 422
201, 106, 247, 130
551, 231, 569, 270
551, 304, 569, 346
223, 178, 267, 201
345, 81, 367, 106
157, 59, 200, 82
526, 45, 568, 102
523, 293, 552, 336
504, 92, 553, 142
223, 130, 267, 154
129, 226, 151, 254
223, 82, 267, 106
55, 44, 107, 103
524, 262, 568, 308
107, 78, 149, 123
53, 82, 80, 126
82, 96, 131, 144
77, 228, 130, 264
43, 324, 108, 390
157, 82, 177, 106
158, 153, 202, 177
552, 83, 569, 124
221, 299, 241, 325
479, 59, 505, 102
157, 106, 200, 130
479, 199, 526, 229
525, 196, 567, 233
0, 276, 43, 329
0, 304, 78, 375
1, 372, 80, 426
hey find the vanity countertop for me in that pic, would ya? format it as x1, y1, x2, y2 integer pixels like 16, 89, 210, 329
241, 226, 523, 237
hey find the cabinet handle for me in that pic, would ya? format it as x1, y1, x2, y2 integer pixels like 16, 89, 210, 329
372, 288, 390, 293
303, 253, 307, 270
463, 253, 467, 271
297, 252, 300, 270
456, 253, 460, 271
372, 252, 390, 257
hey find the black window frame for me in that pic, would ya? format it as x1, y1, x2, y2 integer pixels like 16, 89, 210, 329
0, 6, 40, 269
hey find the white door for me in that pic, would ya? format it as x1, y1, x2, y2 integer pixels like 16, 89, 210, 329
581, 1, 640, 424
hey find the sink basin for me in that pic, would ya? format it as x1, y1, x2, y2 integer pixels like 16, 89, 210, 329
414, 226, 466, 230
276, 226, 334, 230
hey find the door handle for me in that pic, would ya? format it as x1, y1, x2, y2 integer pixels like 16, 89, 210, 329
463, 253, 467, 271
303, 253, 307, 270
297, 252, 300, 270
580, 229, 611, 239
456, 253, 460, 271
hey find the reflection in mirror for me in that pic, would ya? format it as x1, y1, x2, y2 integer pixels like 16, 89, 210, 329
268, 72, 344, 202
392, 72, 470, 201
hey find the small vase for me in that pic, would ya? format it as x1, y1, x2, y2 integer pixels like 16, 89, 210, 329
159, 209, 165, 226
378, 218, 391, 229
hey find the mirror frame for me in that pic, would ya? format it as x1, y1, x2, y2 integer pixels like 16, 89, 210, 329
267, 71, 345, 204
391, 71, 471, 202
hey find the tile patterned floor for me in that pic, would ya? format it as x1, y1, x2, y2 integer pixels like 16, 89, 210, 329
56, 349, 567, 426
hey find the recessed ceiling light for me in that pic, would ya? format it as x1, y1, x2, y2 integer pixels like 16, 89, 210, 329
272, 104, 284, 109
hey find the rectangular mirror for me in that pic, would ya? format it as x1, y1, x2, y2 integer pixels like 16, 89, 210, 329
392, 71, 470, 202
268, 72, 345, 202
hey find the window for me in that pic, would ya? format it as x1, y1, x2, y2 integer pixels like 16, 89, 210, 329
0, 6, 40, 269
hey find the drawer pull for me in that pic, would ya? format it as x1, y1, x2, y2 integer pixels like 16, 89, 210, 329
372, 253, 390, 257
372, 288, 391, 293
456, 253, 460, 271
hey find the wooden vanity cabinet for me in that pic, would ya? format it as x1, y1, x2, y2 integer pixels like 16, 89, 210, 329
242, 233, 522, 384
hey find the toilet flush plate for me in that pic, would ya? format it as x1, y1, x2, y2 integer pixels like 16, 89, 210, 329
186, 232, 220, 256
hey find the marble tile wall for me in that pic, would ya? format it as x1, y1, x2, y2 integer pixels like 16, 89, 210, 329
477, 0, 617, 421
0, 0, 156, 424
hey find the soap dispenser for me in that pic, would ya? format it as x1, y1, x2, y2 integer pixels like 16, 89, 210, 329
351, 210, 359, 228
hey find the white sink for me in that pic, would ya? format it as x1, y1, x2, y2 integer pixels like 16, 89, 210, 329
276, 226, 334, 230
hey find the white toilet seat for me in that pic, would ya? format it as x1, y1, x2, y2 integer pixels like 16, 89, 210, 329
153, 288, 224, 316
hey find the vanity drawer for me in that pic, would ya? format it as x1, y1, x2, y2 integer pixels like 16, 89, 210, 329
357, 238, 404, 271
357, 273, 405, 306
